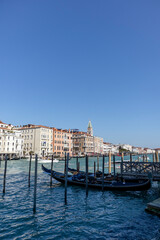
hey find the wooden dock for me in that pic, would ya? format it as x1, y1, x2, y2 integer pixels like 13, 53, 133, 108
145, 198, 160, 217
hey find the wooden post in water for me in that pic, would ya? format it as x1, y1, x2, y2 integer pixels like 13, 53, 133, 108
3, 154, 8, 194
113, 154, 116, 178
130, 153, 132, 173
85, 155, 88, 197
102, 155, 105, 191
155, 151, 159, 163
28, 154, 32, 187
64, 152, 66, 174
108, 151, 111, 174
143, 154, 145, 162
33, 154, 38, 214
121, 152, 124, 178
153, 153, 155, 162
94, 161, 96, 177
65, 153, 69, 204
97, 155, 99, 171
50, 155, 54, 187
78, 162, 80, 172
76, 156, 78, 171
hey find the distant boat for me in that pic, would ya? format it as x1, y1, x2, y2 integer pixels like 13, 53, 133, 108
42, 165, 151, 191
27, 158, 59, 163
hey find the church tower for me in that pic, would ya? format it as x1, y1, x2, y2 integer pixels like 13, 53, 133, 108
87, 120, 93, 136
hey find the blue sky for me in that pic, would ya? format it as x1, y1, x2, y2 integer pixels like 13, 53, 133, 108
0, 0, 160, 148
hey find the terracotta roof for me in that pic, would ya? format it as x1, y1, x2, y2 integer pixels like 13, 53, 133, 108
0, 127, 9, 130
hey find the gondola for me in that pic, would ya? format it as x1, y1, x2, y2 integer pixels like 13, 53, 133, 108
42, 165, 151, 191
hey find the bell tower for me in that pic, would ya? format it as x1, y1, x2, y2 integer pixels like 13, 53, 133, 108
87, 120, 93, 136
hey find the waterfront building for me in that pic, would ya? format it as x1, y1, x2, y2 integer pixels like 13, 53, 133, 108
94, 136, 103, 154
72, 121, 103, 156
144, 148, 155, 154
0, 121, 23, 159
52, 128, 72, 157
17, 124, 53, 157
132, 146, 145, 154
103, 142, 113, 154
72, 131, 94, 156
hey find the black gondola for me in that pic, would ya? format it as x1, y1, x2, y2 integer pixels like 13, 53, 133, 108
42, 165, 151, 191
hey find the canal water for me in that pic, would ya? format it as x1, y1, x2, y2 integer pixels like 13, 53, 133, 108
0, 158, 160, 240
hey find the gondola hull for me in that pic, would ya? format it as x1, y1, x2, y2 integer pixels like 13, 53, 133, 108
42, 165, 151, 191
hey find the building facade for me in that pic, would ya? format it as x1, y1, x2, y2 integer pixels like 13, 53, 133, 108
17, 124, 53, 157
72, 121, 104, 156
52, 128, 72, 157
0, 121, 24, 159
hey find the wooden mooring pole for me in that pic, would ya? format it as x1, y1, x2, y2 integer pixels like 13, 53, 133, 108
3, 154, 8, 194
85, 155, 88, 197
156, 151, 159, 163
64, 152, 66, 174
50, 155, 54, 187
97, 155, 99, 171
143, 154, 145, 162
108, 151, 111, 174
121, 152, 124, 178
113, 154, 116, 178
28, 154, 32, 187
94, 161, 96, 177
102, 155, 105, 191
76, 156, 78, 171
130, 153, 132, 172
33, 154, 38, 214
65, 153, 69, 204
153, 153, 155, 162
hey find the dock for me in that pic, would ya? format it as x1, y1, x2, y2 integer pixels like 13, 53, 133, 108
145, 198, 160, 216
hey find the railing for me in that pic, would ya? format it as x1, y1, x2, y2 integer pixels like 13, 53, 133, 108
122, 162, 160, 179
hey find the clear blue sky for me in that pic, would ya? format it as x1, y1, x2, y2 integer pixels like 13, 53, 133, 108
0, 0, 160, 148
